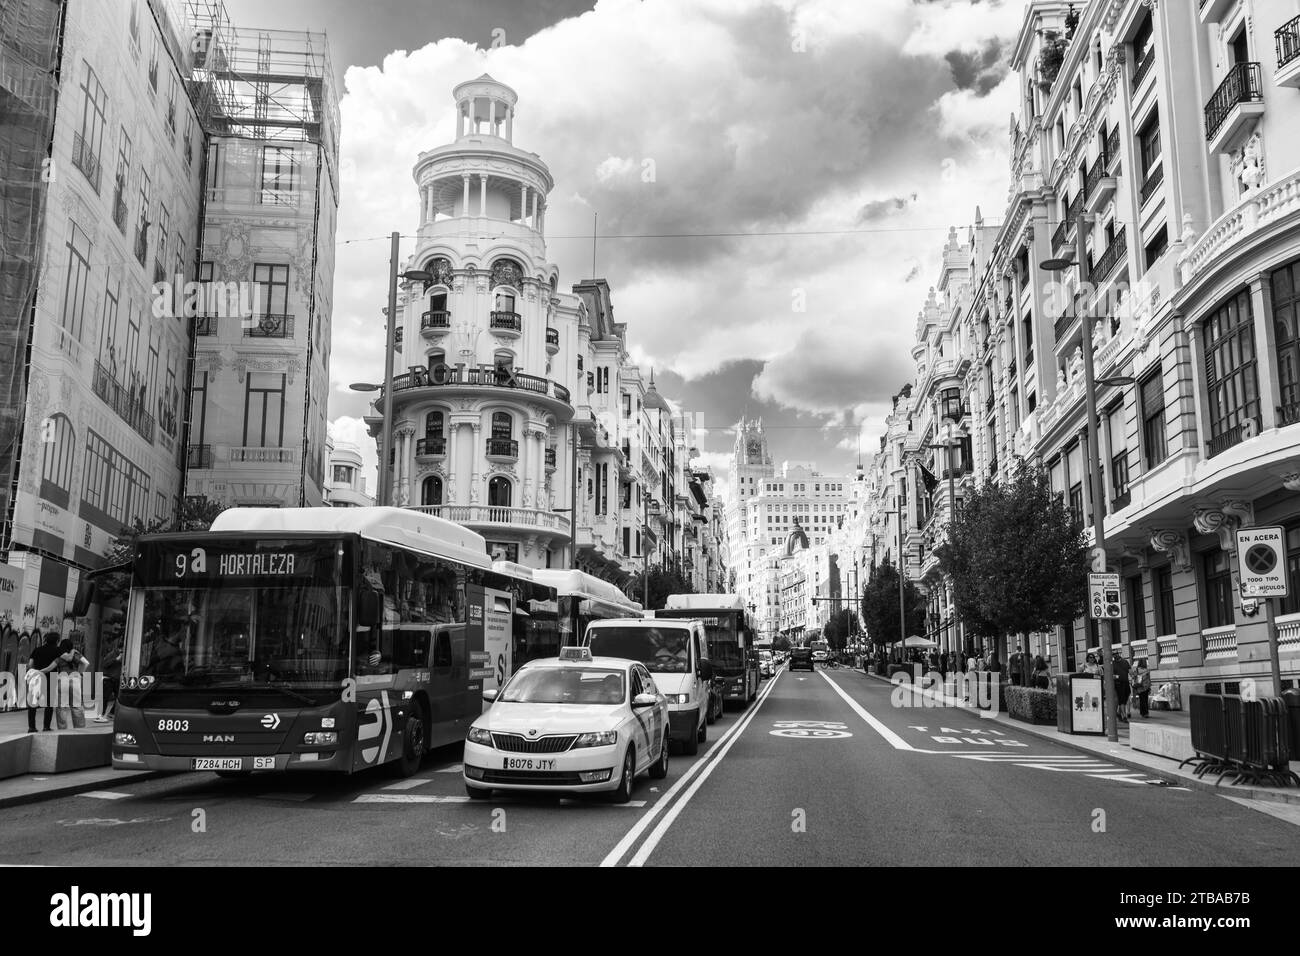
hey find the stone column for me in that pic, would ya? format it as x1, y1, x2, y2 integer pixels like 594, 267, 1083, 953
479, 174, 488, 216
504, 104, 512, 142
1250, 272, 1280, 431
520, 183, 528, 226
462, 175, 470, 217
531, 191, 538, 228
470, 422, 482, 505
489, 98, 496, 133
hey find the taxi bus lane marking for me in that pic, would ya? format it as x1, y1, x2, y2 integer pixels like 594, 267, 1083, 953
768, 727, 853, 738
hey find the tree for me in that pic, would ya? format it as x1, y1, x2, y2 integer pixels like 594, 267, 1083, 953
937, 463, 1088, 671
772, 634, 792, 653
95, 496, 227, 606
859, 557, 925, 652
822, 608, 856, 651
626, 565, 693, 611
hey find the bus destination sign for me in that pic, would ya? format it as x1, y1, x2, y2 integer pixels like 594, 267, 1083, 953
154, 543, 323, 583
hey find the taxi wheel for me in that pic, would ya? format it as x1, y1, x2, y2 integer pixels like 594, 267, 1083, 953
649, 731, 669, 780
611, 747, 635, 803
394, 704, 427, 777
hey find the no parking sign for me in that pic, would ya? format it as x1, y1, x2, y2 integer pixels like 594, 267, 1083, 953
1236, 526, 1288, 598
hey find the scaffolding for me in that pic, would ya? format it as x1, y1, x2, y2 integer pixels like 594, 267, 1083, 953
180, 0, 338, 176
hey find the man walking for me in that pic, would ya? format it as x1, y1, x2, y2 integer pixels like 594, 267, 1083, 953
1009, 644, 1025, 687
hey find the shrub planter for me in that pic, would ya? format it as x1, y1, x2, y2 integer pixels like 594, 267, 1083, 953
1005, 686, 1058, 725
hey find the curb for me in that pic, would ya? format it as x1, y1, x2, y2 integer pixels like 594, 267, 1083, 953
0, 771, 168, 810
857, 669, 1300, 807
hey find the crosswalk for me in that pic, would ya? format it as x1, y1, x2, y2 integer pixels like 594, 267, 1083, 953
949, 752, 1181, 786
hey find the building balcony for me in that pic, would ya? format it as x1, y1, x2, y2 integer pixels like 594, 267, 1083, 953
1139, 162, 1164, 207
71, 132, 101, 193
1278, 613, 1300, 655
230, 446, 296, 464
421, 310, 450, 336
243, 313, 294, 339
486, 437, 519, 460
1065, 188, 1085, 226
1205, 62, 1264, 153
1155, 634, 1179, 670
1202, 625, 1238, 662
92, 360, 154, 442
112, 186, 128, 233
407, 504, 571, 539
1051, 218, 1070, 253
546, 327, 560, 353
390, 362, 571, 416
544, 446, 557, 471
415, 436, 446, 459
1106, 126, 1120, 172
1179, 165, 1300, 288
1200, 0, 1237, 24
1279, 16, 1300, 87
1054, 308, 1079, 344
186, 444, 212, 469
1091, 225, 1127, 285
1205, 417, 1261, 458
1279, 399, 1300, 427
134, 226, 148, 266
489, 310, 522, 337
1085, 154, 1117, 214
1132, 46, 1156, 92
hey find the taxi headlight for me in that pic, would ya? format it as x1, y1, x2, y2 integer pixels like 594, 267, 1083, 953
572, 731, 618, 748
467, 726, 493, 747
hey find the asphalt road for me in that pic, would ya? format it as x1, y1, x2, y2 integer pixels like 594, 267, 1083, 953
1, 667, 1295, 866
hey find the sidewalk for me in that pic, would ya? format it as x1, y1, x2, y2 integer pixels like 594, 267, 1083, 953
861, 669, 1300, 807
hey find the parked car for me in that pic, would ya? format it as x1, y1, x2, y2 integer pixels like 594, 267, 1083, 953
758, 649, 774, 678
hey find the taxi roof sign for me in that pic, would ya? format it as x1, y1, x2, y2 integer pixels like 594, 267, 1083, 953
558, 646, 593, 662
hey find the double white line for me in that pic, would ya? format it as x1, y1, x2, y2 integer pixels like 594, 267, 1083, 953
600, 671, 783, 867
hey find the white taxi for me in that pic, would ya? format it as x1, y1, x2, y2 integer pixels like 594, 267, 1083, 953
463, 648, 671, 802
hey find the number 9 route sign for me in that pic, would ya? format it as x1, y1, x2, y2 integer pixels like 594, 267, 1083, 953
1235, 526, 1289, 598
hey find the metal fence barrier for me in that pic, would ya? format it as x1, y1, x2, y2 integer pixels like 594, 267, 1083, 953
1181, 693, 1300, 787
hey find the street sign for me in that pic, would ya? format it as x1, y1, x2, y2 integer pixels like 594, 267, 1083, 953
1235, 526, 1288, 598
1089, 572, 1121, 619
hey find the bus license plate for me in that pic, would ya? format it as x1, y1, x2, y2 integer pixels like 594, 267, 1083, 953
504, 757, 555, 771
193, 758, 243, 771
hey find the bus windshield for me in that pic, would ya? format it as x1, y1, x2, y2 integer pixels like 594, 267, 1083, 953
131, 538, 348, 688
587, 626, 690, 673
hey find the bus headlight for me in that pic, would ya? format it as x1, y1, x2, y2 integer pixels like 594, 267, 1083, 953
114, 733, 137, 746
303, 732, 337, 746
467, 726, 493, 746
573, 731, 618, 748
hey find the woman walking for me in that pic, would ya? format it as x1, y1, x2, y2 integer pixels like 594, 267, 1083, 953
1132, 658, 1151, 718
25, 631, 61, 732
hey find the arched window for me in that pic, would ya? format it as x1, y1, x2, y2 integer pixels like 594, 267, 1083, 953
424, 411, 443, 438
488, 476, 512, 508
494, 290, 516, 314
491, 411, 512, 440
494, 350, 514, 371
421, 475, 442, 507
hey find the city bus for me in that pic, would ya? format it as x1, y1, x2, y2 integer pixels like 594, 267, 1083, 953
108, 507, 557, 778
656, 593, 760, 707
531, 568, 643, 646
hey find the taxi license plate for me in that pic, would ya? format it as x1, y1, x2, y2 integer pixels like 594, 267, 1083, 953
193, 758, 243, 771
504, 757, 555, 771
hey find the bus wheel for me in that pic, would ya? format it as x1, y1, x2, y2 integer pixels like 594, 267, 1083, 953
395, 704, 427, 777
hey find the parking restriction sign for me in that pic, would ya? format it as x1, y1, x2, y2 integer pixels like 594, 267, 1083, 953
1236, 526, 1288, 598
1089, 572, 1121, 619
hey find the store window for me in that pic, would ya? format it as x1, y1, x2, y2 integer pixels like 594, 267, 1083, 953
1202, 550, 1234, 629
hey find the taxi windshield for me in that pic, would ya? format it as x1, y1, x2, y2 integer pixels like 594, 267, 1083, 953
500, 666, 626, 705
587, 626, 691, 673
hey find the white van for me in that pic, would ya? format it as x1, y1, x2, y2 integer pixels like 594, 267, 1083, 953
583, 618, 713, 755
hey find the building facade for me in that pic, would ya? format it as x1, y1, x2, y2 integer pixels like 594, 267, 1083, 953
324, 438, 374, 507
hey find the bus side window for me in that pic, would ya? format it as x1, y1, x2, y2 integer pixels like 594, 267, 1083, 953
354, 629, 394, 676
433, 631, 452, 669
394, 629, 430, 668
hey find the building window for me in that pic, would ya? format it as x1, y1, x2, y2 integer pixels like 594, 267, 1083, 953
1152, 564, 1175, 635
1202, 549, 1234, 629
39, 413, 76, 508
421, 475, 442, 506
1144, 226, 1169, 270
425, 411, 443, 438
1127, 575, 1147, 644
1068, 482, 1084, 527
1107, 404, 1129, 509
1138, 112, 1161, 177
252, 263, 289, 317
1203, 287, 1260, 455
1139, 367, 1167, 468
260, 146, 297, 204
98, 275, 121, 368
1270, 258, 1300, 426
190, 369, 208, 450
60, 223, 92, 345
622, 393, 631, 417
333, 465, 354, 485
491, 411, 512, 440
75, 62, 107, 192
488, 476, 512, 508
242, 372, 286, 448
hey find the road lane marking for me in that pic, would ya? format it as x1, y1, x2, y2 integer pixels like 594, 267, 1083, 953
434, 764, 463, 773
79, 791, 131, 800
355, 794, 472, 803
818, 670, 914, 750
383, 777, 435, 790
1085, 774, 1152, 784
624, 670, 781, 867
599, 669, 783, 867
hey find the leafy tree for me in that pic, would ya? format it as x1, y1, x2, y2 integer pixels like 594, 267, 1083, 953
937, 463, 1088, 670
95, 496, 227, 606
772, 634, 792, 652
859, 557, 925, 651
626, 565, 693, 611
822, 608, 856, 651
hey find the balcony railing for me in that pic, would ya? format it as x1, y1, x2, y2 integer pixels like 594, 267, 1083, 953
1052, 218, 1069, 251
1132, 45, 1156, 90
544, 447, 557, 469
112, 186, 128, 232
1202, 625, 1238, 660
546, 327, 559, 348
92, 360, 154, 441
391, 363, 571, 405
134, 225, 148, 266
408, 504, 571, 535
1140, 162, 1164, 205
230, 446, 295, 463
194, 314, 217, 336
1204, 62, 1263, 142
243, 313, 294, 338
1106, 126, 1120, 169
421, 309, 450, 330
72, 132, 101, 193
186, 444, 212, 469
1279, 399, 1300, 427
1092, 225, 1127, 283
1279, 15, 1300, 69
1066, 188, 1085, 224
486, 438, 519, 459
415, 437, 446, 456
1085, 154, 1106, 199
489, 310, 521, 333
1054, 307, 1078, 342
1206, 417, 1260, 458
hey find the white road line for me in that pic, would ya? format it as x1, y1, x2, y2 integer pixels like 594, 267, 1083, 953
819, 670, 914, 750
354, 794, 471, 804
1085, 774, 1152, 784
599, 671, 783, 868
625, 674, 780, 868
383, 777, 435, 790
255, 792, 316, 801
433, 764, 463, 773
1018, 763, 1123, 773
79, 791, 131, 800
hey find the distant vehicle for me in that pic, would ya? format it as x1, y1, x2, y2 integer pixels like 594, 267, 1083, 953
657, 594, 759, 707
810, 640, 830, 664
463, 647, 670, 802
788, 647, 814, 672
530, 568, 642, 647
758, 649, 774, 678
583, 618, 713, 755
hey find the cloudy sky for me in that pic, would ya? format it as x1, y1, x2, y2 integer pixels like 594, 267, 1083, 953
224, 0, 1029, 495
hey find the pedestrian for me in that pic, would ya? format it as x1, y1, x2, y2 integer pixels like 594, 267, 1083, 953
95, 629, 124, 723
1009, 644, 1024, 687
53, 637, 89, 729
147, 617, 188, 677
939, 650, 949, 680
1031, 655, 1051, 689
1113, 649, 1132, 723
1133, 658, 1151, 718
25, 631, 61, 732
